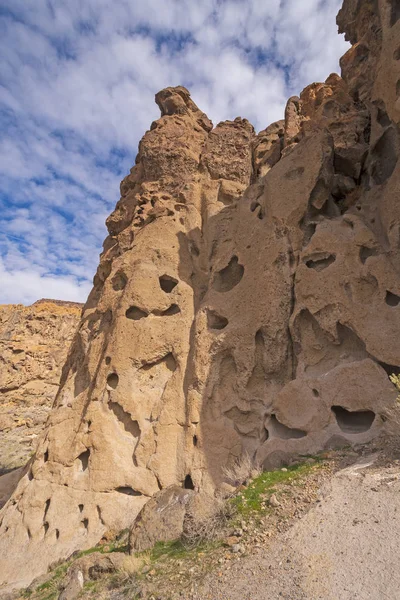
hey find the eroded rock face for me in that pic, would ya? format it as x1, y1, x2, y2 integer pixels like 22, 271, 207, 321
0, 300, 82, 473
1, 0, 400, 592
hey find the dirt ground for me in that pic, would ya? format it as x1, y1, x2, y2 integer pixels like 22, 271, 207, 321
189, 448, 400, 600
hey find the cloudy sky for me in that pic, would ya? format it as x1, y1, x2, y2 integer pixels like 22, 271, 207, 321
0, 0, 349, 305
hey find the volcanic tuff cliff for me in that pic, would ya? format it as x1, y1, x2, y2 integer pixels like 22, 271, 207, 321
1, 0, 400, 592
0, 300, 82, 476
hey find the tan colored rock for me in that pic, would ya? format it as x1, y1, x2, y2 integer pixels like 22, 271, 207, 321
1, 1, 400, 593
129, 485, 194, 552
0, 300, 82, 472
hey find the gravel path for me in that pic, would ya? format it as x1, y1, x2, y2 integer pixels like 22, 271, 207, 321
189, 454, 400, 600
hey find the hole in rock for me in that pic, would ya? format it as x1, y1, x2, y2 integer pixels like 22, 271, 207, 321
390, 0, 400, 26
126, 306, 148, 320
394, 47, 400, 60
386, 291, 400, 306
184, 475, 195, 490
332, 406, 375, 433
112, 272, 127, 291
250, 202, 264, 218
370, 128, 398, 185
44, 499, 51, 520
207, 310, 228, 330
359, 246, 378, 264
28, 470, 33, 481
397, 80, 400, 98
27, 527, 32, 540
81, 518, 89, 530
212, 256, 244, 293
107, 373, 119, 389
43, 522, 49, 535
159, 275, 178, 293
105, 356, 111, 365
43, 450, 49, 463
193, 435, 198, 447
267, 415, 307, 439
56, 529, 60, 540
97, 505, 105, 525
141, 352, 177, 373
115, 486, 142, 496
312, 389, 320, 397
78, 504, 84, 513
305, 254, 336, 271
77, 449, 90, 471
160, 304, 181, 316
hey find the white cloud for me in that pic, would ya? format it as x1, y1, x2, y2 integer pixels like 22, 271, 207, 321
0, 257, 92, 305
0, 0, 349, 305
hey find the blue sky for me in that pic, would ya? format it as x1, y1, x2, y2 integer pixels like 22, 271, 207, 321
0, 0, 348, 305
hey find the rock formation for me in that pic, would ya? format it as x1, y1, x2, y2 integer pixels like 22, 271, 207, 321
0, 300, 82, 475
1, 0, 400, 592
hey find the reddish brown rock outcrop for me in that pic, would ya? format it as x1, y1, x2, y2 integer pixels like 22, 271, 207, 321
1, 0, 400, 593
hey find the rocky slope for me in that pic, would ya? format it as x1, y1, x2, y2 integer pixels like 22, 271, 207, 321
0, 0, 400, 593
0, 300, 82, 474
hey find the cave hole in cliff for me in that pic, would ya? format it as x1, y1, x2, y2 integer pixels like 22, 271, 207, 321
159, 274, 178, 293
207, 309, 228, 330
141, 352, 177, 373
160, 304, 181, 316
105, 356, 111, 365
184, 474, 195, 490
81, 518, 89, 531
43, 522, 49, 535
112, 272, 127, 291
193, 435, 198, 447
43, 499, 51, 522
312, 388, 320, 397
304, 253, 336, 271
43, 449, 49, 463
394, 47, 400, 60
370, 127, 398, 185
126, 306, 148, 320
56, 529, 60, 540
359, 246, 378, 264
267, 415, 307, 440
212, 256, 244, 293
115, 486, 142, 496
332, 406, 375, 433
386, 291, 400, 307
397, 80, 400, 99
77, 449, 90, 471
79, 504, 84, 513
250, 202, 264, 219
107, 372, 119, 389
390, 0, 400, 26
